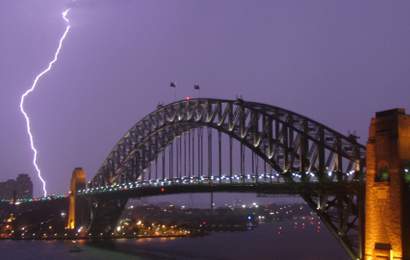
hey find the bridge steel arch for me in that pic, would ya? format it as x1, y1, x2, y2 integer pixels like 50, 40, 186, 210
87, 98, 366, 259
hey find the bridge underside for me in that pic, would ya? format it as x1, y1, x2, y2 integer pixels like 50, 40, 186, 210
85, 181, 362, 259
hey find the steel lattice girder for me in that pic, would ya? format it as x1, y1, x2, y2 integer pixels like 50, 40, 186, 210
87, 98, 366, 259
91, 98, 365, 187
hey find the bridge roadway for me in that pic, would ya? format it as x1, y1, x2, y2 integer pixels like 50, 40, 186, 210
78, 174, 360, 199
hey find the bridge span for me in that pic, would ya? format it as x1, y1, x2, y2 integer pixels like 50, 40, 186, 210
75, 98, 367, 259
4, 99, 410, 260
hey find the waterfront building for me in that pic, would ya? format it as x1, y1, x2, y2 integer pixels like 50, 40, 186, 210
0, 174, 33, 200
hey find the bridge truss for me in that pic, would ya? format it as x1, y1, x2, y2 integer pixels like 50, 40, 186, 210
85, 98, 366, 259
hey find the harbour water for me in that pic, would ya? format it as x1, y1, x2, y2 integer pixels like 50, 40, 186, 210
0, 220, 349, 260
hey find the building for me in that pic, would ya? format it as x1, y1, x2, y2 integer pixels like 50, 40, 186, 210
0, 174, 33, 200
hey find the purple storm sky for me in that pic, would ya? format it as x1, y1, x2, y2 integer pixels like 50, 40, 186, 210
0, 0, 409, 196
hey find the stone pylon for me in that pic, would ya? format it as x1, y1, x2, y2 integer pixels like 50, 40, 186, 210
67, 167, 87, 230
365, 109, 410, 259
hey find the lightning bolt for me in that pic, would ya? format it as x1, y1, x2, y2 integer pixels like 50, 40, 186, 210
19, 8, 71, 197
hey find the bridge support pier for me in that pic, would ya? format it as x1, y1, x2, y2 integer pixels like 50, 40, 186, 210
67, 168, 88, 230
365, 109, 410, 260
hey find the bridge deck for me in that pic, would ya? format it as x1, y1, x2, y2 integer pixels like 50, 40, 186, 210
80, 176, 360, 199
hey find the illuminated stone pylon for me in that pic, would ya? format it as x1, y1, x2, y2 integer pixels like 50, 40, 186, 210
67, 167, 87, 230
365, 109, 410, 260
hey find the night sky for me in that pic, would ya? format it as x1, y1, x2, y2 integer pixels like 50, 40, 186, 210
1, 0, 409, 196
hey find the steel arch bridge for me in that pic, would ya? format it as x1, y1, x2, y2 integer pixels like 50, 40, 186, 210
80, 98, 366, 259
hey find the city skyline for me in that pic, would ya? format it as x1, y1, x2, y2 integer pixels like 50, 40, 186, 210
0, 173, 33, 200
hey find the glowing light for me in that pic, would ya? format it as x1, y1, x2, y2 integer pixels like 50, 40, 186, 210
19, 8, 71, 197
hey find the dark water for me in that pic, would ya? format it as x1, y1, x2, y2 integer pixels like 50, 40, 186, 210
0, 221, 349, 260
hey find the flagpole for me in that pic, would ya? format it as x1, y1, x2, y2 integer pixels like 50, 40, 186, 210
194, 84, 200, 98
170, 81, 176, 101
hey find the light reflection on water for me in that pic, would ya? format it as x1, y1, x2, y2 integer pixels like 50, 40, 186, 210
0, 221, 350, 260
